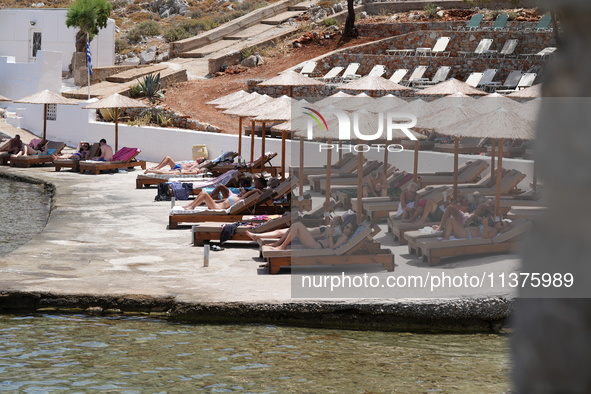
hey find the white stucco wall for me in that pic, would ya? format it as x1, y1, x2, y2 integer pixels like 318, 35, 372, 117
0, 8, 115, 72
4, 102, 534, 189
0, 50, 62, 100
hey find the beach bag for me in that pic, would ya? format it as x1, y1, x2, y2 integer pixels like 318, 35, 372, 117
155, 182, 171, 202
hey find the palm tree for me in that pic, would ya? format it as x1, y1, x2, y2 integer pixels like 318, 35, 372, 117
66, 0, 112, 52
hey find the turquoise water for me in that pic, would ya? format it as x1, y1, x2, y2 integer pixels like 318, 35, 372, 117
0, 315, 510, 393
0, 178, 51, 256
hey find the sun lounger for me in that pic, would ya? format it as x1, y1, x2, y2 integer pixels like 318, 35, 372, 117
10, 141, 66, 168
477, 69, 499, 87
433, 137, 488, 154
290, 152, 356, 183
53, 142, 101, 172
457, 38, 494, 58
417, 160, 489, 187
367, 64, 387, 77
483, 70, 524, 92
415, 37, 451, 57
403, 65, 428, 87
465, 72, 484, 87
78, 147, 146, 174
485, 13, 509, 31
413, 66, 451, 88
192, 213, 292, 246
507, 206, 547, 220
261, 224, 394, 274
457, 13, 484, 31
495, 73, 537, 94
440, 169, 527, 196
136, 169, 238, 189
318, 66, 344, 82
415, 218, 531, 265
310, 160, 383, 193
340, 63, 361, 82
488, 39, 518, 58
210, 152, 279, 176
299, 60, 317, 76
525, 14, 552, 32
389, 69, 409, 84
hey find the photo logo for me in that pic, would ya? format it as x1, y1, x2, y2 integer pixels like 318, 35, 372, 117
304, 107, 418, 141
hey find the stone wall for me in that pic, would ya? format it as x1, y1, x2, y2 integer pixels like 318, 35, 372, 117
246, 79, 337, 98
364, 0, 541, 12
356, 21, 539, 38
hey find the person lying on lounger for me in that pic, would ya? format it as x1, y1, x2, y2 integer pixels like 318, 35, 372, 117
263, 219, 358, 251
13, 139, 48, 157
146, 156, 208, 173
246, 215, 343, 244
53, 142, 91, 160
440, 210, 512, 240
396, 182, 420, 220
181, 185, 263, 210
144, 166, 207, 175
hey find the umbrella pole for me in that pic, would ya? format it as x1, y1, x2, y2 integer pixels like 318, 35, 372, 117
260, 122, 266, 175
281, 130, 286, 180
250, 120, 255, 164
383, 142, 389, 172
338, 140, 343, 162
43, 103, 47, 142
413, 141, 419, 183
299, 136, 304, 214
453, 139, 459, 202
115, 107, 119, 152
237, 117, 243, 157
532, 160, 538, 199
325, 138, 332, 225
490, 141, 495, 182
495, 138, 504, 219
357, 142, 364, 225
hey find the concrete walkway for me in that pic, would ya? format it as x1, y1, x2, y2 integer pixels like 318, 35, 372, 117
0, 121, 519, 331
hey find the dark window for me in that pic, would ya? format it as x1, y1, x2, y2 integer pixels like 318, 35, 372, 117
32, 32, 42, 58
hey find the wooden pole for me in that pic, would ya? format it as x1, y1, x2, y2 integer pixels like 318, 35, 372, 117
250, 120, 255, 164
43, 103, 47, 142
490, 140, 495, 183
299, 136, 304, 214
325, 138, 333, 224
281, 129, 286, 179
495, 138, 504, 218
453, 138, 459, 202
115, 107, 119, 152
357, 145, 364, 225
260, 122, 266, 175
413, 140, 419, 182
237, 117, 243, 157
383, 142, 389, 172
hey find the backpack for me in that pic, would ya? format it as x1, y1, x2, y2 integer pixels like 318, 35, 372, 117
155, 182, 171, 201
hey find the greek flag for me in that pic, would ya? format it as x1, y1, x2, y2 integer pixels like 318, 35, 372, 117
86, 39, 93, 75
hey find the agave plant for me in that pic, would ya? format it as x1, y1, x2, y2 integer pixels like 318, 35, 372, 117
137, 72, 165, 103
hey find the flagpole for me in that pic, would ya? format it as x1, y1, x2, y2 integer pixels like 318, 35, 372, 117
86, 38, 92, 101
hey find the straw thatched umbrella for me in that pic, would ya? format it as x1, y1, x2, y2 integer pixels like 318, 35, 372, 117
0, 94, 11, 102
438, 107, 536, 216
467, 93, 520, 114
415, 78, 488, 97
257, 70, 326, 97
507, 84, 542, 100
83, 93, 149, 152
417, 105, 482, 200
14, 90, 79, 142
252, 95, 295, 178
315, 91, 354, 107
223, 94, 274, 162
427, 92, 476, 113
206, 90, 250, 106
338, 75, 412, 97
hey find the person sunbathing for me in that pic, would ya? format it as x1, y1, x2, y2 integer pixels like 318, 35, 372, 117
13, 139, 48, 157
53, 142, 91, 160
396, 182, 420, 219
146, 155, 208, 173
247, 216, 343, 243
0, 135, 23, 154
182, 187, 263, 210
265, 220, 357, 251
144, 166, 207, 175
441, 211, 512, 240
363, 169, 388, 197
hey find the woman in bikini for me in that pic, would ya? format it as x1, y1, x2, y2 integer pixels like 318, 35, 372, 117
441, 211, 512, 240
52, 142, 91, 160
181, 187, 263, 210
266, 220, 358, 251
247, 216, 344, 244
14, 139, 48, 157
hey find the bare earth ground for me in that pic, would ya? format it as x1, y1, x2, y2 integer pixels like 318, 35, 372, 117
164, 34, 378, 133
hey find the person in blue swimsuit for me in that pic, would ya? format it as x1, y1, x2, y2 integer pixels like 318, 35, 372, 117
441, 210, 512, 240
145, 155, 207, 173
182, 182, 264, 210
52, 142, 91, 160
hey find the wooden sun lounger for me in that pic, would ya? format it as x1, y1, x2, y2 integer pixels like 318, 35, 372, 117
404, 229, 444, 256
417, 160, 489, 188
309, 160, 382, 193
10, 141, 66, 168
261, 225, 394, 274
507, 206, 547, 220
415, 218, 531, 265
291, 153, 357, 184
53, 143, 101, 172
79, 148, 146, 174
192, 213, 292, 246
210, 153, 279, 176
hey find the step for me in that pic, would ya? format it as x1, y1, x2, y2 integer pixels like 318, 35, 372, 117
179, 40, 237, 58
224, 24, 276, 40
106, 65, 168, 83
289, 1, 315, 11
260, 10, 302, 25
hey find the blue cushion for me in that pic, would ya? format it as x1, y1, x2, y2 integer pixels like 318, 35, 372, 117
47, 149, 56, 155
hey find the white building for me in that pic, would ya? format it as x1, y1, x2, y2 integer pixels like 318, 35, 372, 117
0, 8, 115, 72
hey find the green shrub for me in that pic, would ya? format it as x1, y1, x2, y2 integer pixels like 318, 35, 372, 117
115, 37, 130, 53
126, 20, 161, 44
424, 3, 439, 19
317, 0, 335, 9
163, 26, 188, 42
129, 83, 142, 99
323, 18, 338, 27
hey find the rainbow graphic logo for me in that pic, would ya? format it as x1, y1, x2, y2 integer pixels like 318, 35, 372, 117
302, 107, 328, 132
